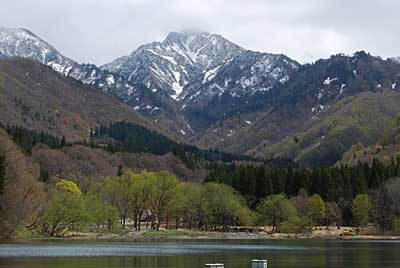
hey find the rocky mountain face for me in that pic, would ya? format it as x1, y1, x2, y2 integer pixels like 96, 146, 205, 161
181, 51, 299, 105
101, 31, 245, 100
102, 31, 300, 131
99, 31, 248, 134
180, 50, 300, 130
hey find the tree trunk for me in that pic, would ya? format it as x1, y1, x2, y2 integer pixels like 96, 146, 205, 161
133, 216, 138, 231
166, 214, 169, 230
138, 212, 143, 231
175, 216, 179, 230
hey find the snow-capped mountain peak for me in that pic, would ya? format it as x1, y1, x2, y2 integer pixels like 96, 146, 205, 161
162, 31, 244, 67
101, 31, 245, 100
0, 27, 302, 137
0, 26, 145, 103
0, 26, 75, 75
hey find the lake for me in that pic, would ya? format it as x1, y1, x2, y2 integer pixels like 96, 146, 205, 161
0, 239, 399, 268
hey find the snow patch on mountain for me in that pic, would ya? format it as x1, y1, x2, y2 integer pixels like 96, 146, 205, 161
101, 31, 245, 100
390, 56, 400, 64
0, 27, 76, 75
323, 77, 338, 86
180, 51, 300, 107
203, 65, 221, 84
0, 26, 142, 103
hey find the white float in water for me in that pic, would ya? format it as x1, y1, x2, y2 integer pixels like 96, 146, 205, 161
252, 259, 268, 268
205, 264, 224, 268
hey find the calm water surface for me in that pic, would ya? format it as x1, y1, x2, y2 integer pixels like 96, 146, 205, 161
0, 239, 399, 268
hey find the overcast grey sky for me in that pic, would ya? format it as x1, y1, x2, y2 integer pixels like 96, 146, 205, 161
1, 0, 399, 65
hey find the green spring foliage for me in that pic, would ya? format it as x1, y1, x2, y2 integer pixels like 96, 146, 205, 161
206, 158, 400, 226
37, 170, 253, 236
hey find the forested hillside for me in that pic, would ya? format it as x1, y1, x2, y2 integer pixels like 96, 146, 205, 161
90, 121, 265, 167
0, 58, 174, 141
258, 91, 400, 166
340, 114, 400, 166
195, 52, 400, 166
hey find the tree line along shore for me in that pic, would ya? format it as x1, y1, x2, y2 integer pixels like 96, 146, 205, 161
9, 168, 400, 239
1, 122, 400, 239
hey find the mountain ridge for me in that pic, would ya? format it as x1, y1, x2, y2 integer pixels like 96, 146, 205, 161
2, 27, 400, 166
0, 26, 149, 101
194, 52, 400, 165
101, 31, 245, 101
101, 30, 300, 133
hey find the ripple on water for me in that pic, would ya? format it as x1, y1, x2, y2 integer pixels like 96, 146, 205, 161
0, 242, 322, 258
